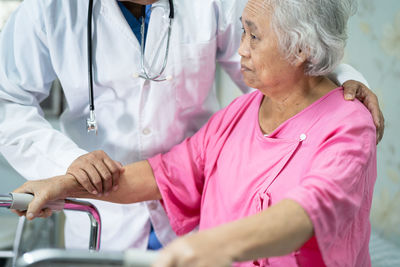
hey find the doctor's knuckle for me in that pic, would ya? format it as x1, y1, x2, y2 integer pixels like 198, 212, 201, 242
109, 166, 118, 173
68, 168, 79, 175
87, 154, 96, 161
73, 173, 83, 182
82, 182, 93, 192
93, 150, 103, 157
104, 174, 112, 181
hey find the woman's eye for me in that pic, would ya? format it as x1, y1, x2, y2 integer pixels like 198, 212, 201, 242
241, 28, 246, 39
251, 34, 257, 40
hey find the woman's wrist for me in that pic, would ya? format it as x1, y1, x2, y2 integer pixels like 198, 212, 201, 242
58, 173, 88, 198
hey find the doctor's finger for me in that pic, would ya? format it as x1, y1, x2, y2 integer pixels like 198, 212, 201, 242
376, 109, 385, 144
103, 158, 124, 190
92, 160, 113, 193
69, 169, 98, 195
342, 80, 359, 100
83, 165, 104, 194
354, 85, 385, 143
365, 93, 385, 144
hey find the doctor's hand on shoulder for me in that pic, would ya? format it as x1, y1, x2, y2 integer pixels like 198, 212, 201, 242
342, 80, 384, 144
66, 150, 125, 196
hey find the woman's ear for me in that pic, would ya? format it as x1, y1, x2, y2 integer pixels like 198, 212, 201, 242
294, 47, 308, 67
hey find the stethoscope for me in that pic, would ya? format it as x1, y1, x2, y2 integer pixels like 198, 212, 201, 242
86, 0, 175, 134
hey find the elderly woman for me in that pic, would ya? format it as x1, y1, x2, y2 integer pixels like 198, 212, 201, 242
15, 0, 376, 266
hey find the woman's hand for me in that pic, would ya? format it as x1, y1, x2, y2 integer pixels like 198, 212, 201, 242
12, 174, 80, 220
342, 80, 385, 143
153, 231, 233, 267
67, 150, 124, 195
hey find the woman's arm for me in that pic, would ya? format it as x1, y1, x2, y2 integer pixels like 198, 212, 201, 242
154, 199, 313, 267
13, 160, 161, 220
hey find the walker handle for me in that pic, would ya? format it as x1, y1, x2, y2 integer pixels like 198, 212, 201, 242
9, 193, 65, 211
5, 192, 101, 251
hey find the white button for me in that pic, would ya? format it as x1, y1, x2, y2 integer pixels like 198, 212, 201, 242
300, 133, 307, 141
142, 128, 151, 135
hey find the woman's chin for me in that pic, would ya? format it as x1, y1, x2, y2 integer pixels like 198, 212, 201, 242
242, 76, 258, 89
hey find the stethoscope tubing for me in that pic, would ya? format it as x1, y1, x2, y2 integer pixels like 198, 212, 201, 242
86, 0, 174, 133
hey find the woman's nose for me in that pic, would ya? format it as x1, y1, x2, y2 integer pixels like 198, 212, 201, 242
238, 37, 250, 58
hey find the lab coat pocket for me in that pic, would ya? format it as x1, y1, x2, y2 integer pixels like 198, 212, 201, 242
173, 39, 217, 110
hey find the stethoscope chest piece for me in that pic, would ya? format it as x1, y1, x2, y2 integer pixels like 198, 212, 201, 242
87, 109, 98, 134
86, 0, 174, 134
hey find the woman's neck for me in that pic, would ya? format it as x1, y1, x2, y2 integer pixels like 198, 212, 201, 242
258, 76, 337, 135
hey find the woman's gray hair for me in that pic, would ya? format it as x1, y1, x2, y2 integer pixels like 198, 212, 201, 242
264, 0, 357, 76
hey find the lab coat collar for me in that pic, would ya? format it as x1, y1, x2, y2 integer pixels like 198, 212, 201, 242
102, 0, 170, 16
151, 0, 170, 10
100, 0, 171, 44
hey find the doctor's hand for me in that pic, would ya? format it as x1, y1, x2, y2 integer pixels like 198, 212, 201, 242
12, 175, 80, 220
67, 150, 124, 195
342, 80, 385, 144
153, 230, 233, 267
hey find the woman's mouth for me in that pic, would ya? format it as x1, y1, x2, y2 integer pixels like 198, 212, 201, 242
241, 65, 251, 72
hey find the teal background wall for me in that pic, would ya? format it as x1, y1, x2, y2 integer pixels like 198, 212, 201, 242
346, 0, 400, 247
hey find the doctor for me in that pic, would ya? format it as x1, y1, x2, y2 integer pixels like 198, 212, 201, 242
0, 0, 383, 251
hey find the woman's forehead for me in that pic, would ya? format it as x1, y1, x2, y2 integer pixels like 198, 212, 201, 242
243, 0, 271, 20
242, 0, 272, 27
244, 0, 272, 13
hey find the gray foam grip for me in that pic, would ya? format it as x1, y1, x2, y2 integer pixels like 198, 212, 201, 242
10, 193, 65, 211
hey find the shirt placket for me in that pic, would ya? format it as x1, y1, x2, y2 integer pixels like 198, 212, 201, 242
254, 134, 307, 267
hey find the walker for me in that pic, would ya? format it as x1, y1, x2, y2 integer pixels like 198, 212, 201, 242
0, 193, 157, 267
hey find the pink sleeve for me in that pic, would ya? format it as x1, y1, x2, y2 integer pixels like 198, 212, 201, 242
148, 125, 208, 236
147, 94, 250, 236
285, 115, 376, 266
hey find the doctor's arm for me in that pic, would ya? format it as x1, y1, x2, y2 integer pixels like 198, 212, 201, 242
0, 1, 87, 180
13, 160, 160, 220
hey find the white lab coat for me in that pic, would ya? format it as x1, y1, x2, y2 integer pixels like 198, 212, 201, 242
0, 0, 249, 251
0, 0, 368, 251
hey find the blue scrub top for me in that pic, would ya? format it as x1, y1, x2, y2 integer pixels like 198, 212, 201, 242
117, 4, 162, 250
117, 2, 151, 45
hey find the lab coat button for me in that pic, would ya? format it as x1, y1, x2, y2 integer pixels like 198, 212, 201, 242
142, 128, 151, 135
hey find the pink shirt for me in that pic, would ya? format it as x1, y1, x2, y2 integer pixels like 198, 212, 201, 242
148, 88, 377, 267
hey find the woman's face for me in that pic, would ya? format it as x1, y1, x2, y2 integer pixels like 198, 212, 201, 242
238, 0, 303, 93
